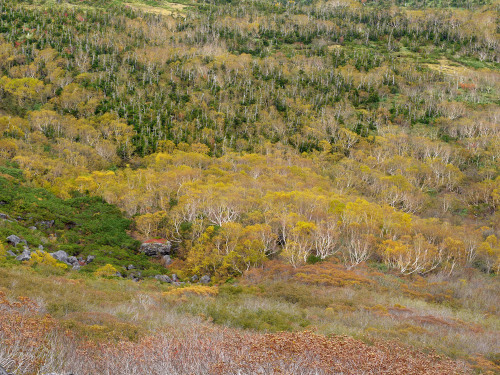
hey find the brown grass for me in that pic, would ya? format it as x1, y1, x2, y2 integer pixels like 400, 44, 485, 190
0, 291, 472, 375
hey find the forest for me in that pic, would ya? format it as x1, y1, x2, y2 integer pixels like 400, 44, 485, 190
0, 0, 498, 372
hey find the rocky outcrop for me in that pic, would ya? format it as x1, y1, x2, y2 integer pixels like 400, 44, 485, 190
139, 241, 171, 257
200, 275, 211, 284
15, 250, 31, 261
6, 234, 26, 246
155, 274, 172, 283
50, 250, 69, 263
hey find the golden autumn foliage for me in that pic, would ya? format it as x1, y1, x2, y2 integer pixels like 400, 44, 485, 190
95, 264, 119, 277
28, 250, 69, 271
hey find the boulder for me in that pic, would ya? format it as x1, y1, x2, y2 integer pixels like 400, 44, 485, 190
72, 264, 81, 271
38, 244, 44, 250
191, 275, 199, 282
200, 275, 211, 284
171, 273, 179, 282
86, 255, 95, 263
16, 250, 31, 261
67, 256, 78, 264
161, 254, 173, 266
50, 250, 68, 263
127, 264, 135, 270
0, 365, 10, 375
0, 213, 9, 220
29, 226, 37, 231
139, 241, 171, 256
6, 250, 15, 257
155, 274, 172, 283
6, 234, 22, 246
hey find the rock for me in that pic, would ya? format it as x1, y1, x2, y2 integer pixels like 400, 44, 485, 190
72, 264, 81, 271
16, 250, 31, 261
0, 201, 6, 205
0, 213, 9, 220
171, 273, 179, 282
115, 272, 123, 278
6, 234, 22, 246
139, 241, 171, 256
86, 255, 95, 263
67, 256, 78, 264
155, 274, 172, 283
127, 264, 135, 270
191, 275, 199, 282
200, 275, 211, 284
50, 250, 68, 263
161, 254, 173, 266
38, 244, 44, 250
36, 220, 55, 228
6, 250, 15, 257
29, 226, 37, 231
0, 365, 9, 375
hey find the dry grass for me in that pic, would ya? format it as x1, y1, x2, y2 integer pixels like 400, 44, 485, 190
0, 291, 472, 375
0, 263, 498, 373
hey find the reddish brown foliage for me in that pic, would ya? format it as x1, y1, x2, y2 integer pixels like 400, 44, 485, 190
0, 292, 472, 375
244, 260, 370, 287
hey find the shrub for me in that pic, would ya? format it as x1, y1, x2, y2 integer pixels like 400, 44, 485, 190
28, 250, 68, 271
95, 264, 118, 277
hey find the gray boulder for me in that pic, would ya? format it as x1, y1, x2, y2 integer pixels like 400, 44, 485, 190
86, 255, 95, 263
6, 235, 22, 246
72, 264, 81, 271
0, 213, 9, 220
16, 250, 31, 261
155, 274, 172, 283
171, 273, 179, 282
38, 244, 44, 250
29, 226, 37, 231
0, 365, 10, 375
127, 264, 135, 270
67, 256, 78, 264
200, 275, 211, 284
191, 275, 199, 282
139, 241, 171, 256
50, 250, 68, 263
6, 250, 16, 257
161, 254, 173, 266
